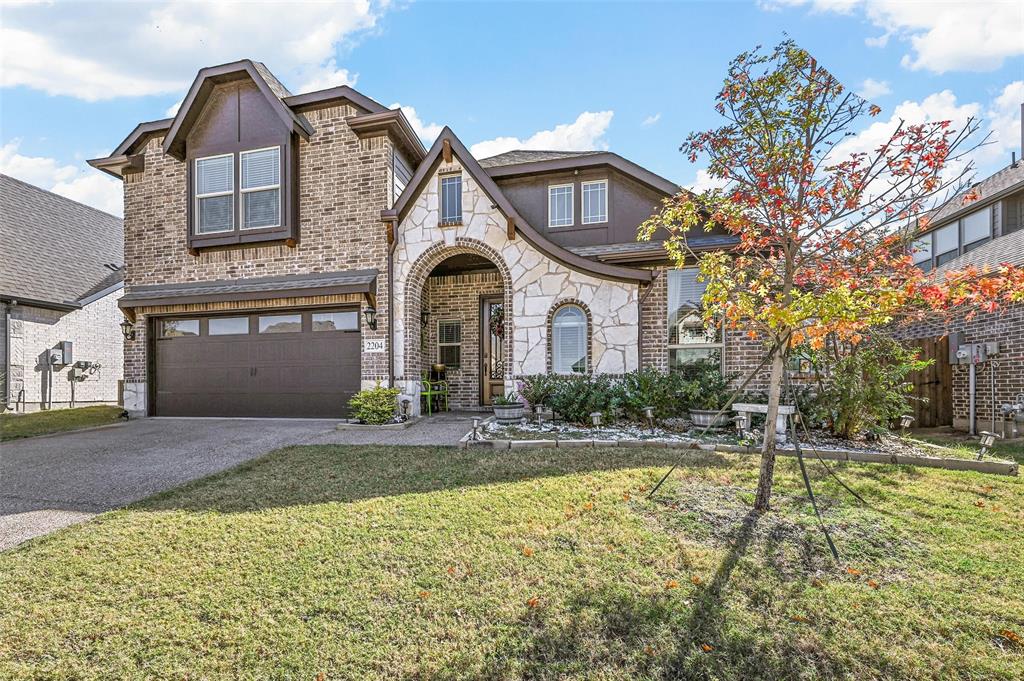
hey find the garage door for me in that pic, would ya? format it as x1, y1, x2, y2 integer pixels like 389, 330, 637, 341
153, 309, 361, 418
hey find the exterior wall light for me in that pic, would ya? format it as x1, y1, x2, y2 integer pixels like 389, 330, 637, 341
119, 319, 136, 341
420, 310, 430, 327
363, 306, 378, 330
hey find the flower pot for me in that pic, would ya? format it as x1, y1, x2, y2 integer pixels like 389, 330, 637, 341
689, 408, 731, 428
493, 403, 525, 425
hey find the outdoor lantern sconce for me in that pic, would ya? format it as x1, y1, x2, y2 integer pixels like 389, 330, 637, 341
119, 318, 135, 341
363, 306, 378, 331
978, 431, 1000, 460
420, 310, 430, 327
590, 412, 602, 428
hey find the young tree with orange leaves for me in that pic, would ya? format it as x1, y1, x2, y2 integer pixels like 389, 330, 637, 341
640, 40, 1023, 512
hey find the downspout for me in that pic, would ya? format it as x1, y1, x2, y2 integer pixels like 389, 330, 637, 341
387, 220, 397, 389
3, 300, 11, 411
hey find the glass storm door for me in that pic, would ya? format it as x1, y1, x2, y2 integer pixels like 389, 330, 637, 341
480, 296, 505, 405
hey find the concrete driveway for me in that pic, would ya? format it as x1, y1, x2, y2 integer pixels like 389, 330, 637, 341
0, 418, 337, 551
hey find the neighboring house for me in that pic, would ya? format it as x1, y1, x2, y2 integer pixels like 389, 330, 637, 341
86, 59, 748, 418
0, 174, 125, 413
901, 120, 1024, 433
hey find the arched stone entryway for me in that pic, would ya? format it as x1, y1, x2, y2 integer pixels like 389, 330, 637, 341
401, 237, 514, 410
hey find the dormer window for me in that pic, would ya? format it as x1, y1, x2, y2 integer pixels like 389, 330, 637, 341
241, 147, 281, 229
548, 184, 573, 227
581, 180, 608, 224
195, 154, 234, 234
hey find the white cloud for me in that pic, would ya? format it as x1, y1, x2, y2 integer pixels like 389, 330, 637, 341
686, 168, 731, 194
469, 111, 614, 159
0, 2, 385, 101
0, 140, 122, 216
390, 103, 443, 145
985, 81, 1024, 164
165, 98, 183, 118
765, 1, 1024, 73
856, 78, 891, 99
642, 113, 662, 127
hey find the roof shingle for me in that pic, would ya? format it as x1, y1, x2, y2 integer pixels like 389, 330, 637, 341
477, 149, 604, 168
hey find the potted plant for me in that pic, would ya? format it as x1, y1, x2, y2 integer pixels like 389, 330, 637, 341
679, 359, 736, 428
493, 392, 525, 425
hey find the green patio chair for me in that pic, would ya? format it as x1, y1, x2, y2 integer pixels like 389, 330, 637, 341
420, 371, 449, 415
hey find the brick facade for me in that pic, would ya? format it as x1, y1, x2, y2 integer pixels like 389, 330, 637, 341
422, 270, 504, 408
120, 99, 396, 412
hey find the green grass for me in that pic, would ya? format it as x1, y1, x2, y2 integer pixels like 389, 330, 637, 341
2, 445, 1022, 679
911, 431, 1024, 465
0, 405, 124, 441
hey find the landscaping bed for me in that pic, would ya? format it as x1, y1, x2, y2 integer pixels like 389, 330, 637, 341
2, 444, 1023, 679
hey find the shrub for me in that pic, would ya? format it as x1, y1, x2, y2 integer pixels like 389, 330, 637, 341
678, 359, 738, 411
347, 382, 401, 425
517, 374, 557, 409
548, 374, 618, 424
616, 368, 686, 421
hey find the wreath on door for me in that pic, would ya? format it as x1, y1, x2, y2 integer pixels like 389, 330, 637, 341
489, 305, 505, 338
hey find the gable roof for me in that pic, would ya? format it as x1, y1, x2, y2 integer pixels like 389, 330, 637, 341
0, 174, 124, 308
384, 128, 651, 284
162, 59, 316, 160
922, 161, 1024, 234
480, 149, 681, 197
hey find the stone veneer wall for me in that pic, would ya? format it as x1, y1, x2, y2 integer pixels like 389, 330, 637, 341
4, 291, 124, 412
120, 101, 394, 414
393, 159, 641, 414
423, 270, 504, 408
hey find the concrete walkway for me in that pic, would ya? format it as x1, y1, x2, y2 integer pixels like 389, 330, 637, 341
1, 413, 475, 551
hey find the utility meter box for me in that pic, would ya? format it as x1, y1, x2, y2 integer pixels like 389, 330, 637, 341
59, 340, 73, 365
948, 332, 965, 364
955, 342, 987, 365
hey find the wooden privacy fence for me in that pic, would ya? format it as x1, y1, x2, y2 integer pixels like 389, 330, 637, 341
906, 336, 952, 428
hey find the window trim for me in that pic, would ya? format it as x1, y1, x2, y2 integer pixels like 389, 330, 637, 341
581, 179, 608, 225
667, 268, 723, 372
548, 183, 575, 228
550, 303, 589, 374
436, 319, 462, 369
439, 174, 463, 226
194, 152, 235, 235
239, 146, 282, 231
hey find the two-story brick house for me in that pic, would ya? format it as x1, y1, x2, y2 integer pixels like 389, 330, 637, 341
89, 59, 743, 418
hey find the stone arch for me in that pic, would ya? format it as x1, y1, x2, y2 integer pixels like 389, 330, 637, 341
546, 298, 594, 374
401, 237, 514, 388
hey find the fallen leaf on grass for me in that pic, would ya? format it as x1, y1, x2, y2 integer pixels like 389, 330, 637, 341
643, 644, 656, 656
846, 567, 862, 577
665, 579, 679, 590
583, 501, 594, 511
317, 674, 326, 681
418, 591, 431, 600
691, 576, 703, 586
622, 493, 632, 502
526, 596, 540, 609
446, 566, 457, 576
701, 644, 714, 652
980, 485, 993, 495
974, 500, 986, 508
522, 546, 534, 557
999, 629, 1022, 645
638, 485, 649, 493
867, 579, 880, 590
791, 614, 810, 623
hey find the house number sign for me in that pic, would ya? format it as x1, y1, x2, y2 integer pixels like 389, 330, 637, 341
363, 339, 386, 353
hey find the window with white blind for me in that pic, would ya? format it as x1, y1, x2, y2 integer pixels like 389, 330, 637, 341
581, 180, 607, 224
437, 320, 461, 369
195, 154, 234, 233
667, 268, 722, 371
551, 305, 588, 373
933, 223, 959, 265
440, 175, 462, 225
548, 184, 574, 227
962, 206, 990, 248
240, 147, 280, 229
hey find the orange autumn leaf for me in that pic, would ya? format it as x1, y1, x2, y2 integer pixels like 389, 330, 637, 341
583, 501, 594, 511
791, 614, 809, 623
665, 579, 680, 590
638, 485, 648, 493
974, 500, 985, 508
526, 596, 540, 609
846, 567, 862, 577
980, 485, 993, 495
691, 576, 703, 586
622, 493, 632, 502
1000, 629, 1022, 645
418, 590, 431, 600
522, 546, 534, 557
867, 579, 880, 590
644, 644, 656, 656
701, 644, 714, 652
446, 566, 457, 576
316, 674, 326, 681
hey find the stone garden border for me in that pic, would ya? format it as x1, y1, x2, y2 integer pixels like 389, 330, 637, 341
458, 428, 1018, 476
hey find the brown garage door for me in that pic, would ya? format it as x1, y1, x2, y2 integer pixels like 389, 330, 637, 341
153, 309, 361, 418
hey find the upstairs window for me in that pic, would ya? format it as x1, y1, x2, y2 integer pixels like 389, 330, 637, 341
548, 184, 574, 227
440, 175, 462, 225
933, 223, 959, 266
911, 236, 933, 272
581, 180, 608, 224
195, 154, 234, 234
961, 206, 991, 251
241, 147, 281, 229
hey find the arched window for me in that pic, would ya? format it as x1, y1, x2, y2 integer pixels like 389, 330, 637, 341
552, 305, 588, 374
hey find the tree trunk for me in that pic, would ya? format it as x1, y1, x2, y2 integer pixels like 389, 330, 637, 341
753, 347, 786, 513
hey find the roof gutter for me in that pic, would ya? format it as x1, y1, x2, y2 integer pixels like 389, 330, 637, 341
0, 294, 81, 312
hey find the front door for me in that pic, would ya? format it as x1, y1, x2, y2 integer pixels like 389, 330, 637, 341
480, 296, 505, 405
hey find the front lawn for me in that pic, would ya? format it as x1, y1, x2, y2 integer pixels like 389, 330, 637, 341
2, 445, 1022, 679
0, 405, 124, 441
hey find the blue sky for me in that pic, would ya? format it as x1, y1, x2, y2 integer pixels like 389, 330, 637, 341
1, 0, 1021, 217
